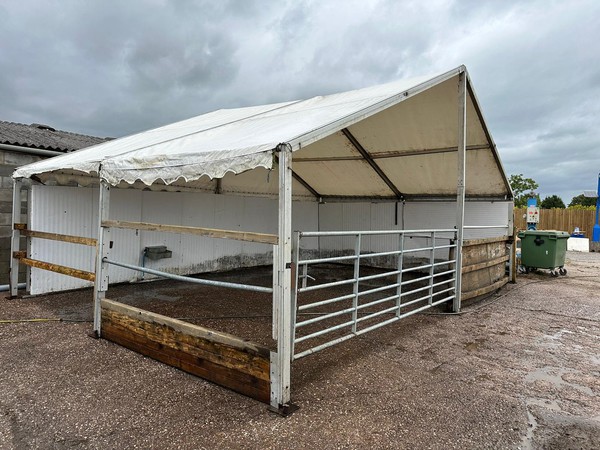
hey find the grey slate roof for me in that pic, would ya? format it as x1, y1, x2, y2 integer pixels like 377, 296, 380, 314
0, 121, 111, 152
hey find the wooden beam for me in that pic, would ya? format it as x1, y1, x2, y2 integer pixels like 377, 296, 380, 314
101, 299, 271, 403
462, 236, 510, 247
102, 220, 278, 245
102, 299, 270, 357
17, 257, 96, 282
461, 276, 509, 301
12, 251, 26, 259
13, 223, 27, 230
20, 229, 97, 246
462, 255, 509, 274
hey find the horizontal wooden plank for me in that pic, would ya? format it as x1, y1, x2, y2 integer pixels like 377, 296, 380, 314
102, 299, 271, 357
101, 308, 269, 381
462, 255, 509, 274
101, 321, 270, 403
462, 239, 508, 267
461, 276, 509, 301
17, 257, 95, 281
12, 251, 26, 259
20, 229, 97, 246
102, 220, 278, 245
100, 300, 271, 403
13, 223, 27, 230
462, 236, 510, 247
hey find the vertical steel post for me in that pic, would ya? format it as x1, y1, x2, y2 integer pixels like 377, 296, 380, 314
351, 233, 361, 333
428, 231, 435, 305
26, 186, 32, 292
9, 179, 22, 297
290, 231, 301, 356
301, 263, 308, 289
508, 200, 516, 283
93, 181, 111, 337
270, 145, 294, 413
395, 232, 404, 317
454, 70, 467, 313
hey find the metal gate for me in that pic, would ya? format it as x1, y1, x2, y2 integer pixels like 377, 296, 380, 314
291, 229, 457, 359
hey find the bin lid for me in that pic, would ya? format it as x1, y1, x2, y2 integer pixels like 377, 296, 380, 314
517, 230, 571, 238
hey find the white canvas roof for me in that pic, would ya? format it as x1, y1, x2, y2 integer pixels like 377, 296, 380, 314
14, 65, 512, 201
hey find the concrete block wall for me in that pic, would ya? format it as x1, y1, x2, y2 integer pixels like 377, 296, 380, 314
0, 150, 44, 285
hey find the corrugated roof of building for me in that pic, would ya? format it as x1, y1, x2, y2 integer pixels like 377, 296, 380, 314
0, 121, 111, 152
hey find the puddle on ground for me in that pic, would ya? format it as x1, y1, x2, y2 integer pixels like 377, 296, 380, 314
521, 398, 564, 449
521, 399, 539, 450
537, 329, 574, 350
527, 398, 562, 412
525, 366, 594, 396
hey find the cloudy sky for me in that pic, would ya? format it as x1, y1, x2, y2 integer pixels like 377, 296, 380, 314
1, 0, 598, 203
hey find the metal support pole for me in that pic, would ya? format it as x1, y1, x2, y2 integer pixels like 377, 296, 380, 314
454, 70, 467, 313
270, 145, 295, 414
351, 234, 361, 333
428, 231, 435, 305
301, 262, 308, 289
9, 179, 22, 297
93, 181, 111, 337
291, 231, 301, 356
395, 232, 404, 317
26, 187, 32, 293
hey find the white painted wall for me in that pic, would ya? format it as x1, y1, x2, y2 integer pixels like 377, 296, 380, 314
317, 200, 511, 259
29, 186, 318, 294
29, 185, 509, 294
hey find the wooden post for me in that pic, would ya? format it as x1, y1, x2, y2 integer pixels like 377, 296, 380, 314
270, 145, 294, 414
93, 181, 111, 337
511, 226, 518, 284
9, 179, 22, 297
454, 69, 467, 313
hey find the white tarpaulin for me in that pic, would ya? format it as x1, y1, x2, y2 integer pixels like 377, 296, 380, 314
14, 66, 512, 200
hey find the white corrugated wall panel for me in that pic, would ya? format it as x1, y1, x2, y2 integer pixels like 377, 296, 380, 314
369, 202, 401, 253
464, 202, 511, 239
292, 200, 319, 252
107, 189, 143, 283
30, 185, 509, 294
29, 186, 321, 294
138, 191, 184, 275
30, 186, 96, 294
315, 201, 510, 256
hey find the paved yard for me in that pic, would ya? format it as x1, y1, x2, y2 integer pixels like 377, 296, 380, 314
0, 251, 598, 449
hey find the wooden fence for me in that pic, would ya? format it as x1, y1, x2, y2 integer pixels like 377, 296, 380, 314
514, 208, 597, 235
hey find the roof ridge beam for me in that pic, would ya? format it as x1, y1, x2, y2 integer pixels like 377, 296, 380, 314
341, 128, 404, 200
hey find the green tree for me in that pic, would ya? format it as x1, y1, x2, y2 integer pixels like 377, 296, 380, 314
568, 194, 596, 208
540, 195, 565, 209
509, 174, 539, 208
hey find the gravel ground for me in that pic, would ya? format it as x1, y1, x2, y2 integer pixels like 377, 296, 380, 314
0, 251, 598, 449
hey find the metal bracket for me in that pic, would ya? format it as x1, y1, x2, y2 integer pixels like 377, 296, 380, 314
267, 403, 300, 417
87, 330, 100, 339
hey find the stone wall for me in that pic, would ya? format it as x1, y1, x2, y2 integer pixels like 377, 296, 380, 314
0, 150, 44, 285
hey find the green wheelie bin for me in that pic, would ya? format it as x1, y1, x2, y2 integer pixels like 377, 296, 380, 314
517, 230, 570, 277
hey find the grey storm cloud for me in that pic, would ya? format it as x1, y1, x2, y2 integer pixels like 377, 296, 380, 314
1, 0, 599, 202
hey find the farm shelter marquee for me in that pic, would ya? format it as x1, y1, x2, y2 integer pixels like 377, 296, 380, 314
10, 65, 514, 413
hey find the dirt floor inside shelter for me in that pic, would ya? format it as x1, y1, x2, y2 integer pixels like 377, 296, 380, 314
0, 251, 599, 449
